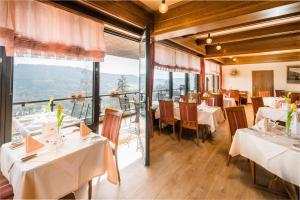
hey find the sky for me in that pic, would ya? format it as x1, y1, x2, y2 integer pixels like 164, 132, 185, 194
14, 54, 185, 79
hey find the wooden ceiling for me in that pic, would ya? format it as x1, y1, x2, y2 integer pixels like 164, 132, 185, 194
47, 0, 300, 65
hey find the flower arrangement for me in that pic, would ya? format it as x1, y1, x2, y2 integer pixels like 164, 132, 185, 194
284, 92, 292, 104
286, 103, 297, 135
56, 104, 64, 130
43, 97, 54, 112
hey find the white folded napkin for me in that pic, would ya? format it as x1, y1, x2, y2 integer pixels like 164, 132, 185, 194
255, 118, 270, 132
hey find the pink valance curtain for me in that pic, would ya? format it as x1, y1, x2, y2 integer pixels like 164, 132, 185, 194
155, 43, 200, 73
0, 0, 105, 61
204, 60, 220, 75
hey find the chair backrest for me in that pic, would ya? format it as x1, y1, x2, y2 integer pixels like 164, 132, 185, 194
211, 93, 223, 107
251, 97, 264, 116
275, 90, 286, 97
225, 106, 248, 142
229, 90, 239, 101
101, 108, 124, 145
71, 102, 84, 119
192, 93, 200, 104
180, 95, 189, 102
159, 100, 174, 122
258, 90, 271, 97
206, 97, 215, 106
291, 92, 300, 104
119, 96, 130, 111
218, 89, 227, 94
179, 102, 198, 129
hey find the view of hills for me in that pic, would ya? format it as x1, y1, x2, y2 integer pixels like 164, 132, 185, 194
13, 64, 184, 115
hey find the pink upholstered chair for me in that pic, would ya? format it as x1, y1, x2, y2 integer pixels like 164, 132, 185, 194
101, 108, 124, 183
0, 175, 13, 199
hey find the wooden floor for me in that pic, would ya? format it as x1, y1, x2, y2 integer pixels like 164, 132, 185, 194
76, 105, 287, 199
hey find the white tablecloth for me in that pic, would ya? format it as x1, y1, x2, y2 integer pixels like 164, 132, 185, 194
155, 104, 225, 132
263, 97, 285, 107
255, 107, 300, 124
14, 112, 80, 136
223, 97, 237, 108
0, 127, 118, 199
229, 128, 300, 186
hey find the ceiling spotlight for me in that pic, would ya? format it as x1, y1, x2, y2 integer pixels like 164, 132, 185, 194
216, 44, 222, 50
159, 0, 168, 14
229, 56, 233, 59
233, 58, 237, 61
206, 33, 212, 44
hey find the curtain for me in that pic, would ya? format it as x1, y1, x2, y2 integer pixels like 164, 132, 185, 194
205, 60, 220, 75
0, 0, 105, 61
219, 65, 223, 89
150, 41, 155, 138
155, 43, 200, 73
200, 58, 205, 92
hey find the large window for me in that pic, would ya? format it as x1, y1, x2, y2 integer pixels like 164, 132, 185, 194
100, 55, 139, 112
153, 69, 169, 101
12, 56, 93, 138
173, 72, 185, 97
189, 73, 197, 92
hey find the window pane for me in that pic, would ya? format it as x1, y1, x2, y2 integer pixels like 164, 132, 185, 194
189, 74, 196, 92
12, 56, 93, 139
153, 69, 169, 101
173, 72, 185, 97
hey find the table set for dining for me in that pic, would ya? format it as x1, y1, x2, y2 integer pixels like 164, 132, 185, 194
155, 102, 225, 132
0, 126, 118, 199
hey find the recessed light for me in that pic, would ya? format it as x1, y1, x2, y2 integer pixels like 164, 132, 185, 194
216, 44, 222, 50
206, 33, 212, 44
233, 58, 237, 61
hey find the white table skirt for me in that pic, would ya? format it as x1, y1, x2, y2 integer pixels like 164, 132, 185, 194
155, 105, 225, 132
0, 127, 118, 199
229, 128, 300, 186
223, 97, 237, 108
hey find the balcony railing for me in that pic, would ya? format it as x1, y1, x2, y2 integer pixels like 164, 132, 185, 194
12, 88, 184, 119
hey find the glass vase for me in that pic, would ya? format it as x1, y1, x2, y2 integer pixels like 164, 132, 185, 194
285, 126, 291, 137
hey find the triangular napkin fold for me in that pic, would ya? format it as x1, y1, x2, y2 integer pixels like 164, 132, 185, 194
26, 135, 44, 153
80, 122, 92, 137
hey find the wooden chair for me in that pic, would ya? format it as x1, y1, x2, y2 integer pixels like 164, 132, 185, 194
291, 92, 300, 104
101, 108, 124, 184
225, 106, 248, 166
206, 97, 215, 106
218, 88, 227, 94
251, 97, 264, 125
192, 93, 200, 104
212, 93, 225, 118
180, 95, 189, 102
275, 90, 286, 97
228, 90, 240, 105
0, 175, 13, 199
258, 90, 271, 97
179, 102, 203, 145
158, 100, 177, 138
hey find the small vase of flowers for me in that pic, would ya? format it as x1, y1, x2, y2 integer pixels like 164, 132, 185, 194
55, 104, 65, 147
282, 92, 292, 110
286, 103, 297, 136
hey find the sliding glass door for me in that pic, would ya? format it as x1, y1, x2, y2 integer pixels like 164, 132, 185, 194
139, 26, 151, 166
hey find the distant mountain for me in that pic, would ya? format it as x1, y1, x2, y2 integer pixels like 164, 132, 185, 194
13, 64, 184, 103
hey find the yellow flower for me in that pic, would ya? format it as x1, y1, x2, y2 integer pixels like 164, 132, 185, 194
291, 103, 297, 111
287, 92, 291, 97
57, 104, 63, 110
50, 97, 54, 102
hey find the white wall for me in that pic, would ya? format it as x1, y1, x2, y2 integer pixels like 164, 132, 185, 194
222, 61, 300, 102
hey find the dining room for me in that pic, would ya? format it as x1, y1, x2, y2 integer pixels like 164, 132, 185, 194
0, 0, 300, 199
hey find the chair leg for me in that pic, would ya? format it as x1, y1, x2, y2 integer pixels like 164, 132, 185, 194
115, 155, 121, 184
196, 129, 200, 145
88, 180, 92, 200
179, 124, 182, 142
173, 124, 176, 139
250, 160, 256, 184
226, 155, 231, 166
159, 120, 161, 136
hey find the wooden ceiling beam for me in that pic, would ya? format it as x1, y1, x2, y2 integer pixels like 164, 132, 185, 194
154, 2, 300, 40
205, 33, 300, 58
169, 37, 206, 56
193, 21, 300, 45
221, 52, 300, 65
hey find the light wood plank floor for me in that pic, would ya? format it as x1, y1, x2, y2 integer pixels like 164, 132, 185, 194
76, 105, 288, 199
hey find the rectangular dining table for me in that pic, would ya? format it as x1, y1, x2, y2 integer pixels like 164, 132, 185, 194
155, 104, 225, 132
229, 127, 300, 187
0, 127, 118, 199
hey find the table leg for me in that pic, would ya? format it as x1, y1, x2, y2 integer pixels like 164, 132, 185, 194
88, 180, 92, 200
250, 160, 256, 184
